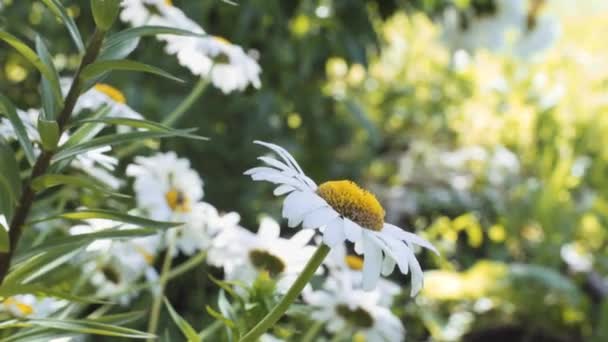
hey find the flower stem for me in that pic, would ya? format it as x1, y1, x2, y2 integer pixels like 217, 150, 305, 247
162, 77, 209, 127
239, 244, 330, 342
147, 233, 176, 341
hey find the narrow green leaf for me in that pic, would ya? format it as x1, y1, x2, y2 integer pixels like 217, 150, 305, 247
91, 0, 121, 31
0, 31, 62, 101
102, 25, 205, 54
40, 0, 85, 53
0, 140, 22, 220
98, 35, 140, 61
0, 93, 37, 165
71, 117, 209, 140
205, 306, 235, 328
0, 216, 9, 253
31, 173, 129, 199
37, 117, 60, 151
30, 209, 182, 229
81, 59, 183, 83
53, 129, 200, 162
62, 104, 112, 148
14, 228, 157, 263
35, 35, 63, 119
164, 297, 201, 342
4, 246, 81, 287
88, 311, 146, 325
7, 318, 155, 339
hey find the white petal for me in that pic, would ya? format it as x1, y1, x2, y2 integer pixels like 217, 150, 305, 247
404, 242, 424, 296
381, 256, 396, 276
273, 184, 295, 196
258, 156, 294, 173
283, 192, 327, 228
375, 233, 410, 275
343, 218, 362, 243
290, 229, 315, 246
383, 224, 439, 255
302, 207, 339, 229
258, 217, 280, 239
322, 218, 346, 247
362, 233, 383, 291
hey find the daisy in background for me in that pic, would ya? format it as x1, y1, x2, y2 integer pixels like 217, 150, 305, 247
208, 215, 316, 294
0, 107, 122, 189
68, 80, 145, 124
324, 243, 400, 306
245, 141, 438, 295
119, 0, 261, 93
304, 276, 405, 342
0, 294, 66, 318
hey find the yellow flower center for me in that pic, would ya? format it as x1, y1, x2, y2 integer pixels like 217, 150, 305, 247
317, 180, 385, 231
335, 304, 374, 328
249, 249, 286, 277
164, 0, 173, 5
213, 36, 231, 45
165, 189, 191, 213
135, 246, 155, 265
4, 297, 33, 316
94, 83, 126, 104
345, 255, 364, 270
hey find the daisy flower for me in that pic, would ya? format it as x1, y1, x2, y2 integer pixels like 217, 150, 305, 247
0, 294, 66, 318
119, 0, 261, 93
208, 215, 316, 293
304, 277, 405, 342
167, 201, 241, 256
71, 81, 144, 123
245, 141, 438, 295
126, 152, 203, 221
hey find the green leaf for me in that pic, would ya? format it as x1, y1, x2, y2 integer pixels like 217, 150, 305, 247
91, 0, 121, 31
53, 129, 201, 162
0, 93, 37, 166
0, 31, 62, 101
31, 174, 129, 199
0, 140, 22, 221
205, 306, 236, 329
88, 311, 146, 325
71, 117, 209, 139
164, 297, 201, 342
3, 246, 82, 286
40, 0, 85, 53
98, 25, 207, 61
0, 318, 155, 339
81, 59, 184, 83
14, 228, 158, 263
0, 284, 107, 305
37, 117, 60, 151
35, 35, 63, 119
29, 209, 182, 229
62, 104, 112, 149
0, 216, 8, 253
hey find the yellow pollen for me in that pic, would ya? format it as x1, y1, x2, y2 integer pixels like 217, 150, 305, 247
345, 255, 364, 270
317, 180, 385, 231
135, 246, 155, 265
94, 83, 126, 104
213, 36, 231, 45
164, 0, 173, 5
4, 297, 34, 316
165, 189, 191, 212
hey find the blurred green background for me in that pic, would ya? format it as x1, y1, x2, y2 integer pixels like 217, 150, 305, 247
2, 0, 608, 341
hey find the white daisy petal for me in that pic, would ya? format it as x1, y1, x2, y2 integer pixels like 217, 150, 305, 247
322, 218, 346, 247
381, 256, 396, 276
343, 218, 363, 242
384, 224, 439, 255
404, 242, 424, 296
273, 184, 295, 196
302, 207, 339, 230
362, 234, 383, 291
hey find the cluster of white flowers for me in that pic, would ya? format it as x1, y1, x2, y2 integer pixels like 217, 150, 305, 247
120, 0, 261, 93
0, 294, 66, 319
441, 0, 560, 59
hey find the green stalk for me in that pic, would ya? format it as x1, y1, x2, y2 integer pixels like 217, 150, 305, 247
239, 244, 330, 342
147, 232, 177, 341
162, 77, 209, 127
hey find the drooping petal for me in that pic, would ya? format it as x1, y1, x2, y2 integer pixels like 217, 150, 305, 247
290, 229, 316, 246
283, 191, 326, 227
362, 233, 383, 291
381, 255, 396, 276
257, 217, 281, 239
343, 218, 362, 243
383, 223, 439, 255
404, 242, 424, 296
273, 184, 295, 196
302, 207, 339, 229
322, 217, 346, 247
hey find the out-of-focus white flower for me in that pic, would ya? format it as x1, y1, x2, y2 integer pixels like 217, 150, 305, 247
514, 14, 560, 59
168, 201, 241, 256
126, 152, 204, 221
304, 277, 405, 342
245, 141, 438, 295
0, 108, 40, 142
561, 242, 593, 273
0, 294, 66, 318
119, 0, 262, 93
324, 243, 401, 306
70, 81, 144, 124
208, 216, 316, 293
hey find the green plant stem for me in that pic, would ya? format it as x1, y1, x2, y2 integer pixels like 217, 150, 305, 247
162, 77, 209, 127
239, 244, 330, 342
147, 233, 176, 341
0, 28, 106, 285
301, 320, 324, 342
199, 319, 223, 340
